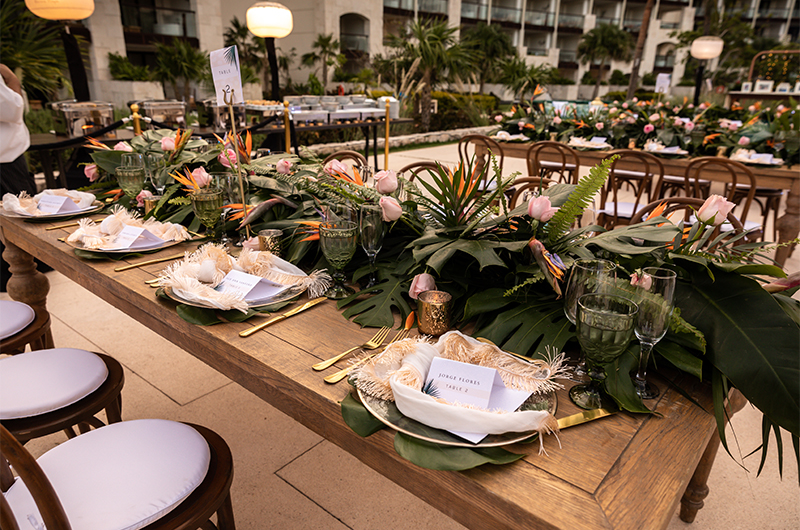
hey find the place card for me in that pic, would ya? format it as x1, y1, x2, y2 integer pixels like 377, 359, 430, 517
215, 269, 290, 303
209, 45, 244, 107
425, 357, 533, 443
36, 195, 81, 214
661, 146, 681, 154
590, 136, 608, 144
749, 153, 774, 164
101, 225, 165, 251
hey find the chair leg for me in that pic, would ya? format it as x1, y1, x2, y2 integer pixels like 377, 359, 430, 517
106, 395, 123, 424
215, 493, 236, 530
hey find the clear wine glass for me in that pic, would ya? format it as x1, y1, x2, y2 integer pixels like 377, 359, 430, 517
359, 203, 385, 288
564, 259, 617, 380
569, 293, 638, 410
319, 220, 358, 300
190, 187, 224, 237
145, 153, 166, 194
213, 173, 242, 248
631, 267, 677, 399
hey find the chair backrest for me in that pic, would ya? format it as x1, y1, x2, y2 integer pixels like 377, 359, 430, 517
398, 161, 441, 183
457, 134, 505, 176
683, 157, 757, 222
599, 149, 665, 229
509, 177, 557, 209
525, 141, 581, 184
323, 150, 367, 168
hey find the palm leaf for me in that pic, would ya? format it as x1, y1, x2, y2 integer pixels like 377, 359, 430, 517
339, 272, 412, 328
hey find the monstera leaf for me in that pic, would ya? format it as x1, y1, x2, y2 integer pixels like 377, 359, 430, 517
339, 273, 413, 328
412, 237, 528, 274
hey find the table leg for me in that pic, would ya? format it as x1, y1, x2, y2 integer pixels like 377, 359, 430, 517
679, 389, 747, 523
774, 179, 799, 267
1, 238, 51, 314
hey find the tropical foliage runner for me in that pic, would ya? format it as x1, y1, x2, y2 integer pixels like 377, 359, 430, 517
87, 128, 799, 478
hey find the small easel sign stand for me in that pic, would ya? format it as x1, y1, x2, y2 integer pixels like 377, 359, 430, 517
209, 45, 250, 239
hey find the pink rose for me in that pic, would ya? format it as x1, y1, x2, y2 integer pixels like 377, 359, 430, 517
609, 107, 618, 113
218, 148, 236, 168
494, 115, 503, 123
622, 102, 629, 109
777, 104, 785, 112
748, 105, 756, 113
632, 97, 638, 103
552, 116, 562, 125
160, 136, 176, 151
324, 159, 348, 176
276, 159, 292, 174
626, 116, 636, 124
527, 196, 558, 222
698, 103, 707, 110
630, 271, 653, 291
114, 142, 132, 152
728, 122, 739, 131
84, 163, 99, 182
649, 113, 660, 122
518, 121, 525, 130
673, 106, 681, 113
673, 118, 683, 127
697, 194, 736, 226
685, 121, 695, 132
409, 273, 436, 300
374, 169, 398, 194
379, 196, 402, 221
688, 104, 695, 109
644, 124, 655, 134
738, 136, 750, 146
242, 237, 260, 250
191, 167, 211, 187
595, 122, 604, 130
135, 189, 153, 208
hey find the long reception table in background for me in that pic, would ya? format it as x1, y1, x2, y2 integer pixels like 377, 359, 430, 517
1, 213, 742, 529
494, 142, 800, 267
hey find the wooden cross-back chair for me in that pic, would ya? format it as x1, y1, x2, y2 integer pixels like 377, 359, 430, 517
322, 150, 367, 168
525, 141, 580, 184
509, 177, 557, 209
0, 420, 235, 530
398, 161, 441, 183
0, 301, 53, 354
457, 134, 505, 178
597, 150, 665, 230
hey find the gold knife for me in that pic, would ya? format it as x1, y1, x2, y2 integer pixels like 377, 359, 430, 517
557, 408, 615, 430
239, 296, 326, 337
114, 253, 185, 272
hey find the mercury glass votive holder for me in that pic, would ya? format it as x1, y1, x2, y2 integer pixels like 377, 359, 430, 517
417, 290, 453, 336
258, 229, 283, 256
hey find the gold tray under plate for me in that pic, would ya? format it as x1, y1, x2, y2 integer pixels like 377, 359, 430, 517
162, 283, 308, 310
65, 237, 184, 255
358, 387, 557, 448
1, 201, 105, 222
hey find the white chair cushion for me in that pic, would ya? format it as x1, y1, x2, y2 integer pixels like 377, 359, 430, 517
0, 348, 108, 419
600, 201, 643, 219
5, 419, 211, 530
0, 300, 36, 340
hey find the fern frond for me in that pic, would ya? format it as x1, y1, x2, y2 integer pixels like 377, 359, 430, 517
422, 380, 440, 398
545, 155, 617, 246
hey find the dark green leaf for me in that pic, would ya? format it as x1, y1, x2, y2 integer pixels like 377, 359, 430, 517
176, 304, 223, 325
655, 341, 703, 380
339, 274, 412, 328
474, 299, 573, 356
341, 392, 385, 437
463, 288, 516, 321
393, 433, 524, 470
603, 346, 653, 414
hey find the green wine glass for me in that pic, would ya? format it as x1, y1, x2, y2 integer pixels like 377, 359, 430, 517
115, 166, 146, 202
319, 220, 358, 300
190, 187, 224, 236
569, 293, 638, 410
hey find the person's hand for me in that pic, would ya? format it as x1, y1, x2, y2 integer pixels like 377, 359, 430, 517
0, 64, 22, 96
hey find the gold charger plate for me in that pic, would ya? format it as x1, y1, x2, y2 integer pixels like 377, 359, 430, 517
357, 387, 557, 448
1, 200, 105, 222
65, 237, 184, 255
162, 283, 308, 310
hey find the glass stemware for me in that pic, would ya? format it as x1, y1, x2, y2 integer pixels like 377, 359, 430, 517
632, 267, 677, 399
145, 153, 166, 194
213, 173, 243, 247
190, 187, 224, 236
319, 220, 358, 300
569, 293, 638, 410
115, 166, 146, 202
564, 259, 617, 380
359, 203, 385, 288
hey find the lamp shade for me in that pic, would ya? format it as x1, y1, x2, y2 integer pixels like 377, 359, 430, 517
690, 36, 724, 60
25, 0, 94, 20
246, 2, 293, 39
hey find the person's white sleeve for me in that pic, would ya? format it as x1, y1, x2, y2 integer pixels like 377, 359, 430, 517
0, 77, 24, 124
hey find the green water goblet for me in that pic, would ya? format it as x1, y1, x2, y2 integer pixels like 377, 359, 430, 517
190, 187, 224, 236
319, 220, 358, 300
569, 293, 638, 410
115, 166, 146, 202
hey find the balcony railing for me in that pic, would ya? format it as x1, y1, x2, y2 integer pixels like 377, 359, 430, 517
759, 8, 789, 18
120, 3, 197, 39
559, 49, 577, 62
526, 47, 549, 56
418, 0, 448, 14
461, 2, 488, 19
341, 34, 369, 53
384, 0, 414, 10
654, 54, 675, 68
526, 10, 554, 26
558, 13, 584, 28
492, 5, 521, 23
660, 21, 679, 29
623, 18, 643, 31
596, 17, 620, 26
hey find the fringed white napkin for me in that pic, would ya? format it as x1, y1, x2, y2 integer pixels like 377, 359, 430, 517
158, 243, 331, 312
2, 189, 96, 216
66, 205, 191, 249
354, 331, 568, 453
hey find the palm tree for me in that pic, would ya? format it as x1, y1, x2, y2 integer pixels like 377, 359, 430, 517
154, 39, 208, 101
576, 24, 634, 99
499, 59, 555, 103
460, 23, 516, 94
301, 34, 345, 91
386, 19, 471, 132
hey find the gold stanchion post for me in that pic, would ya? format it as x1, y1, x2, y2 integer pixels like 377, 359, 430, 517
283, 101, 291, 153
223, 89, 250, 239
384, 100, 390, 170
130, 103, 142, 136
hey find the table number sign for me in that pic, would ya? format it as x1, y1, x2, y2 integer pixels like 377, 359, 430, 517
36, 195, 81, 214
102, 225, 165, 251
425, 357, 533, 443
216, 270, 290, 302
209, 45, 244, 107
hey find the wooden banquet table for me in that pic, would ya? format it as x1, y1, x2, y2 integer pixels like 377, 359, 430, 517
2, 215, 730, 530
493, 141, 800, 267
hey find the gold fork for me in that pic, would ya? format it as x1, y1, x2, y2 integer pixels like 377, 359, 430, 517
312, 326, 390, 371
